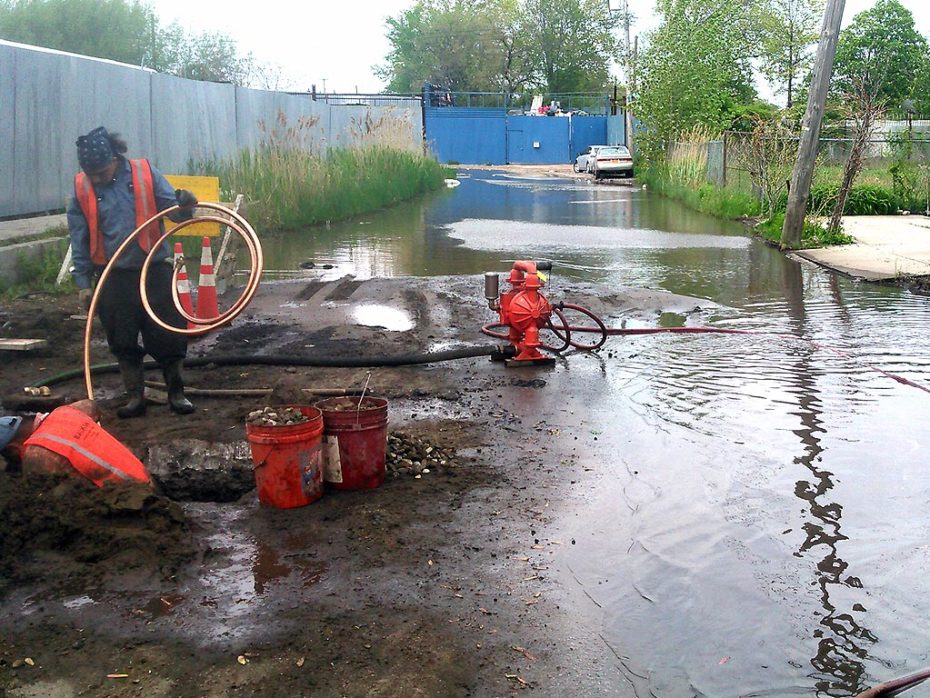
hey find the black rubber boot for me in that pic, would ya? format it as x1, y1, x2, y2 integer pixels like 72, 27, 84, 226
116, 359, 147, 419
163, 360, 194, 415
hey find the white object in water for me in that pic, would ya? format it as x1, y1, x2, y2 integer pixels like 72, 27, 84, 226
445, 179, 461, 188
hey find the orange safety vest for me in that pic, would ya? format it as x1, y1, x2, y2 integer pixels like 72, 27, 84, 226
74, 158, 162, 266
23, 406, 151, 487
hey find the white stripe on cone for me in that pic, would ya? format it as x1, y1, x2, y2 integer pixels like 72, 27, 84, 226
196, 236, 219, 321
174, 242, 196, 328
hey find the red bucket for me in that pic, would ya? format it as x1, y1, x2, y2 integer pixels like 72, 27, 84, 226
315, 396, 388, 491
246, 405, 324, 508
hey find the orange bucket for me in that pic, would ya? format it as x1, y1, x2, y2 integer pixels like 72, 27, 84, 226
246, 405, 324, 508
315, 396, 388, 491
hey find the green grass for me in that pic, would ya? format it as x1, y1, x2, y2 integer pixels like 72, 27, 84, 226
645, 152, 910, 246
200, 145, 449, 232
642, 165, 761, 220
755, 213, 855, 249
0, 223, 68, 250
0, 239, 74, 298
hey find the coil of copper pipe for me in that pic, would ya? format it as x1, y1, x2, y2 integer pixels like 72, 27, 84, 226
82, 202, 263, 400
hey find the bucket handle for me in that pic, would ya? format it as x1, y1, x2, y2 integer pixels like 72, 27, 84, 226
355, 371, 372, 425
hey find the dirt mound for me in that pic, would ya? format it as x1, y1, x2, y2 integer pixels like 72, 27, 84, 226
0, 472, 194, 594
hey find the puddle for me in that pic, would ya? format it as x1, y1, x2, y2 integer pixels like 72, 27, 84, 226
62, 595, 97, 610
351, 304, 414, 331
142, 593, 185, 618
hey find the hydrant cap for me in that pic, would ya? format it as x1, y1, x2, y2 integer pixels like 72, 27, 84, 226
0, 416, 22, 450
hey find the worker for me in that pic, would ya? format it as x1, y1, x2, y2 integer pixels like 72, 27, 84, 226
0, 401, 150, 486
68, 126, 198, 418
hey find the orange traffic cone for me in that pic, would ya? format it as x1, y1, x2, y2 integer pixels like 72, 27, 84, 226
173, 242, 196, 330
195, 236, 219, 321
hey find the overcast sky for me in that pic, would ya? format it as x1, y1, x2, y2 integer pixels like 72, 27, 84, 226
149, 0, 930, 98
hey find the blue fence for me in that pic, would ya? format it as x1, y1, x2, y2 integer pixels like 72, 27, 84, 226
424, 107, 508, 164
424, 108, 625, 165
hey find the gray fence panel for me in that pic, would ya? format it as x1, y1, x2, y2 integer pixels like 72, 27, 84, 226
1, 40, 423, 217
606, 114, 626, 146
5, 42, 152, 216
707, 140, 725, 186
62, 55, 153, 204
0, 45, 16, 216
235, 87, 328, 155
151, 74, 237, 172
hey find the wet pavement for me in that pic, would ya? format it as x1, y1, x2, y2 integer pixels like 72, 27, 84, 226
797, 214, 930, 280
4, 169, 930, 696
253, 170, 930, 695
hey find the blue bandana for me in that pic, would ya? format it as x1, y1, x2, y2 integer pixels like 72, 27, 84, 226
76, 126, 114, 171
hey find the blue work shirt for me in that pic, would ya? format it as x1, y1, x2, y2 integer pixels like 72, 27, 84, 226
67, 157, 181, 289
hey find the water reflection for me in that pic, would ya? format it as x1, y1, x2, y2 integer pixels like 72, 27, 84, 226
240, 169, 930, 695
351, 304, 414, 331
782, 258, 875, 696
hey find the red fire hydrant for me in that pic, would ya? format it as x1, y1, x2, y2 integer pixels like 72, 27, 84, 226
486, 260, 554, 364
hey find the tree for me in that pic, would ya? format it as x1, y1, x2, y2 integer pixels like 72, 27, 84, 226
0, 0, 273, 86
157, 24, 255, 84
634, 0, 758, 156
0, 0, 154, 65
832, 0, 927, 107
826, 0, 927, 233
377, 1, 527, 93
376, 0, 617, 95
521, 0, 619, 93
758, 0, 825, 108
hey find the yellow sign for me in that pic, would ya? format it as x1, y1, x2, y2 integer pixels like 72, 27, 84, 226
164, 175, 221, 237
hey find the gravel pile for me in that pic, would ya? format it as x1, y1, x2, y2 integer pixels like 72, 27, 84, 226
387, 431, 456, 478
246, 406, 309, 427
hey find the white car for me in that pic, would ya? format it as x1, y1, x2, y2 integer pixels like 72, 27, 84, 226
591, 145, 634, 180
573, 145, 608, 173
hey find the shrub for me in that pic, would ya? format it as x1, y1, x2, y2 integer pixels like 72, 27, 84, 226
756, 212, 854, 248
804, 183, 897, 216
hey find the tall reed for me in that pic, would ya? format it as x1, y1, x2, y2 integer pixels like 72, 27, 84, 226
643, 126, 761, 220
197, 111, 448, 231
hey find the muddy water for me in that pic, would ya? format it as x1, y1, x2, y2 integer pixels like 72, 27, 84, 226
265, 170, 930, 696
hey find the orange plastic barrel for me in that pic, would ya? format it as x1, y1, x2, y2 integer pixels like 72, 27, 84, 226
315, 396, 388, 491
246, 405, 324, 508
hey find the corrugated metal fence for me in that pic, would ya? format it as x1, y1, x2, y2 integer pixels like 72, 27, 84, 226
1, 40, 423, 218
424, 109, 625, 165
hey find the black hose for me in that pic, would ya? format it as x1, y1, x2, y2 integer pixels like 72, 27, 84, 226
27, 345, 514, 389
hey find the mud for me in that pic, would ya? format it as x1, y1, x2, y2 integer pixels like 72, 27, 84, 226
0, 275, 713, 697
0, 473, 193, 596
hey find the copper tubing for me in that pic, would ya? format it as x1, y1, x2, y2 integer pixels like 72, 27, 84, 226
83, 203, 263, 399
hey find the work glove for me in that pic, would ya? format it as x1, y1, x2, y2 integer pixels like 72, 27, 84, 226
78, 288, 92, 312
176, 189, 198, 209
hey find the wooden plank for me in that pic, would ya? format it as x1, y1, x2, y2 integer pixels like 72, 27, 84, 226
214, 193, 244, 295
0, 338, 48, 351
55, 244, 73, 286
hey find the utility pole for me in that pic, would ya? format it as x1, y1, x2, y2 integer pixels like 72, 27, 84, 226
622, 0, 633, 151
628, 34, 637, 153
781, 0, 845, 249
607, 0, 635, 151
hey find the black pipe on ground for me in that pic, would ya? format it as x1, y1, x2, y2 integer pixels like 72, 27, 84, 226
27, 344, 514, 389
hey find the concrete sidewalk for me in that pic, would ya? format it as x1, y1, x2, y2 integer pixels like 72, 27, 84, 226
0, 212, 67, 245
796, 215, 930, 281
0, 213, 69, 286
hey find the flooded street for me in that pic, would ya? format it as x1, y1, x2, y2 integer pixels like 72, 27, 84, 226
264, 169, 930, 696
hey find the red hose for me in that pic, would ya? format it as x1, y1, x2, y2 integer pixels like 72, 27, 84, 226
540, 306, 572, 353
483, 301, 930, 395
855, 667, 930, 697
547, 302, 609, 350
